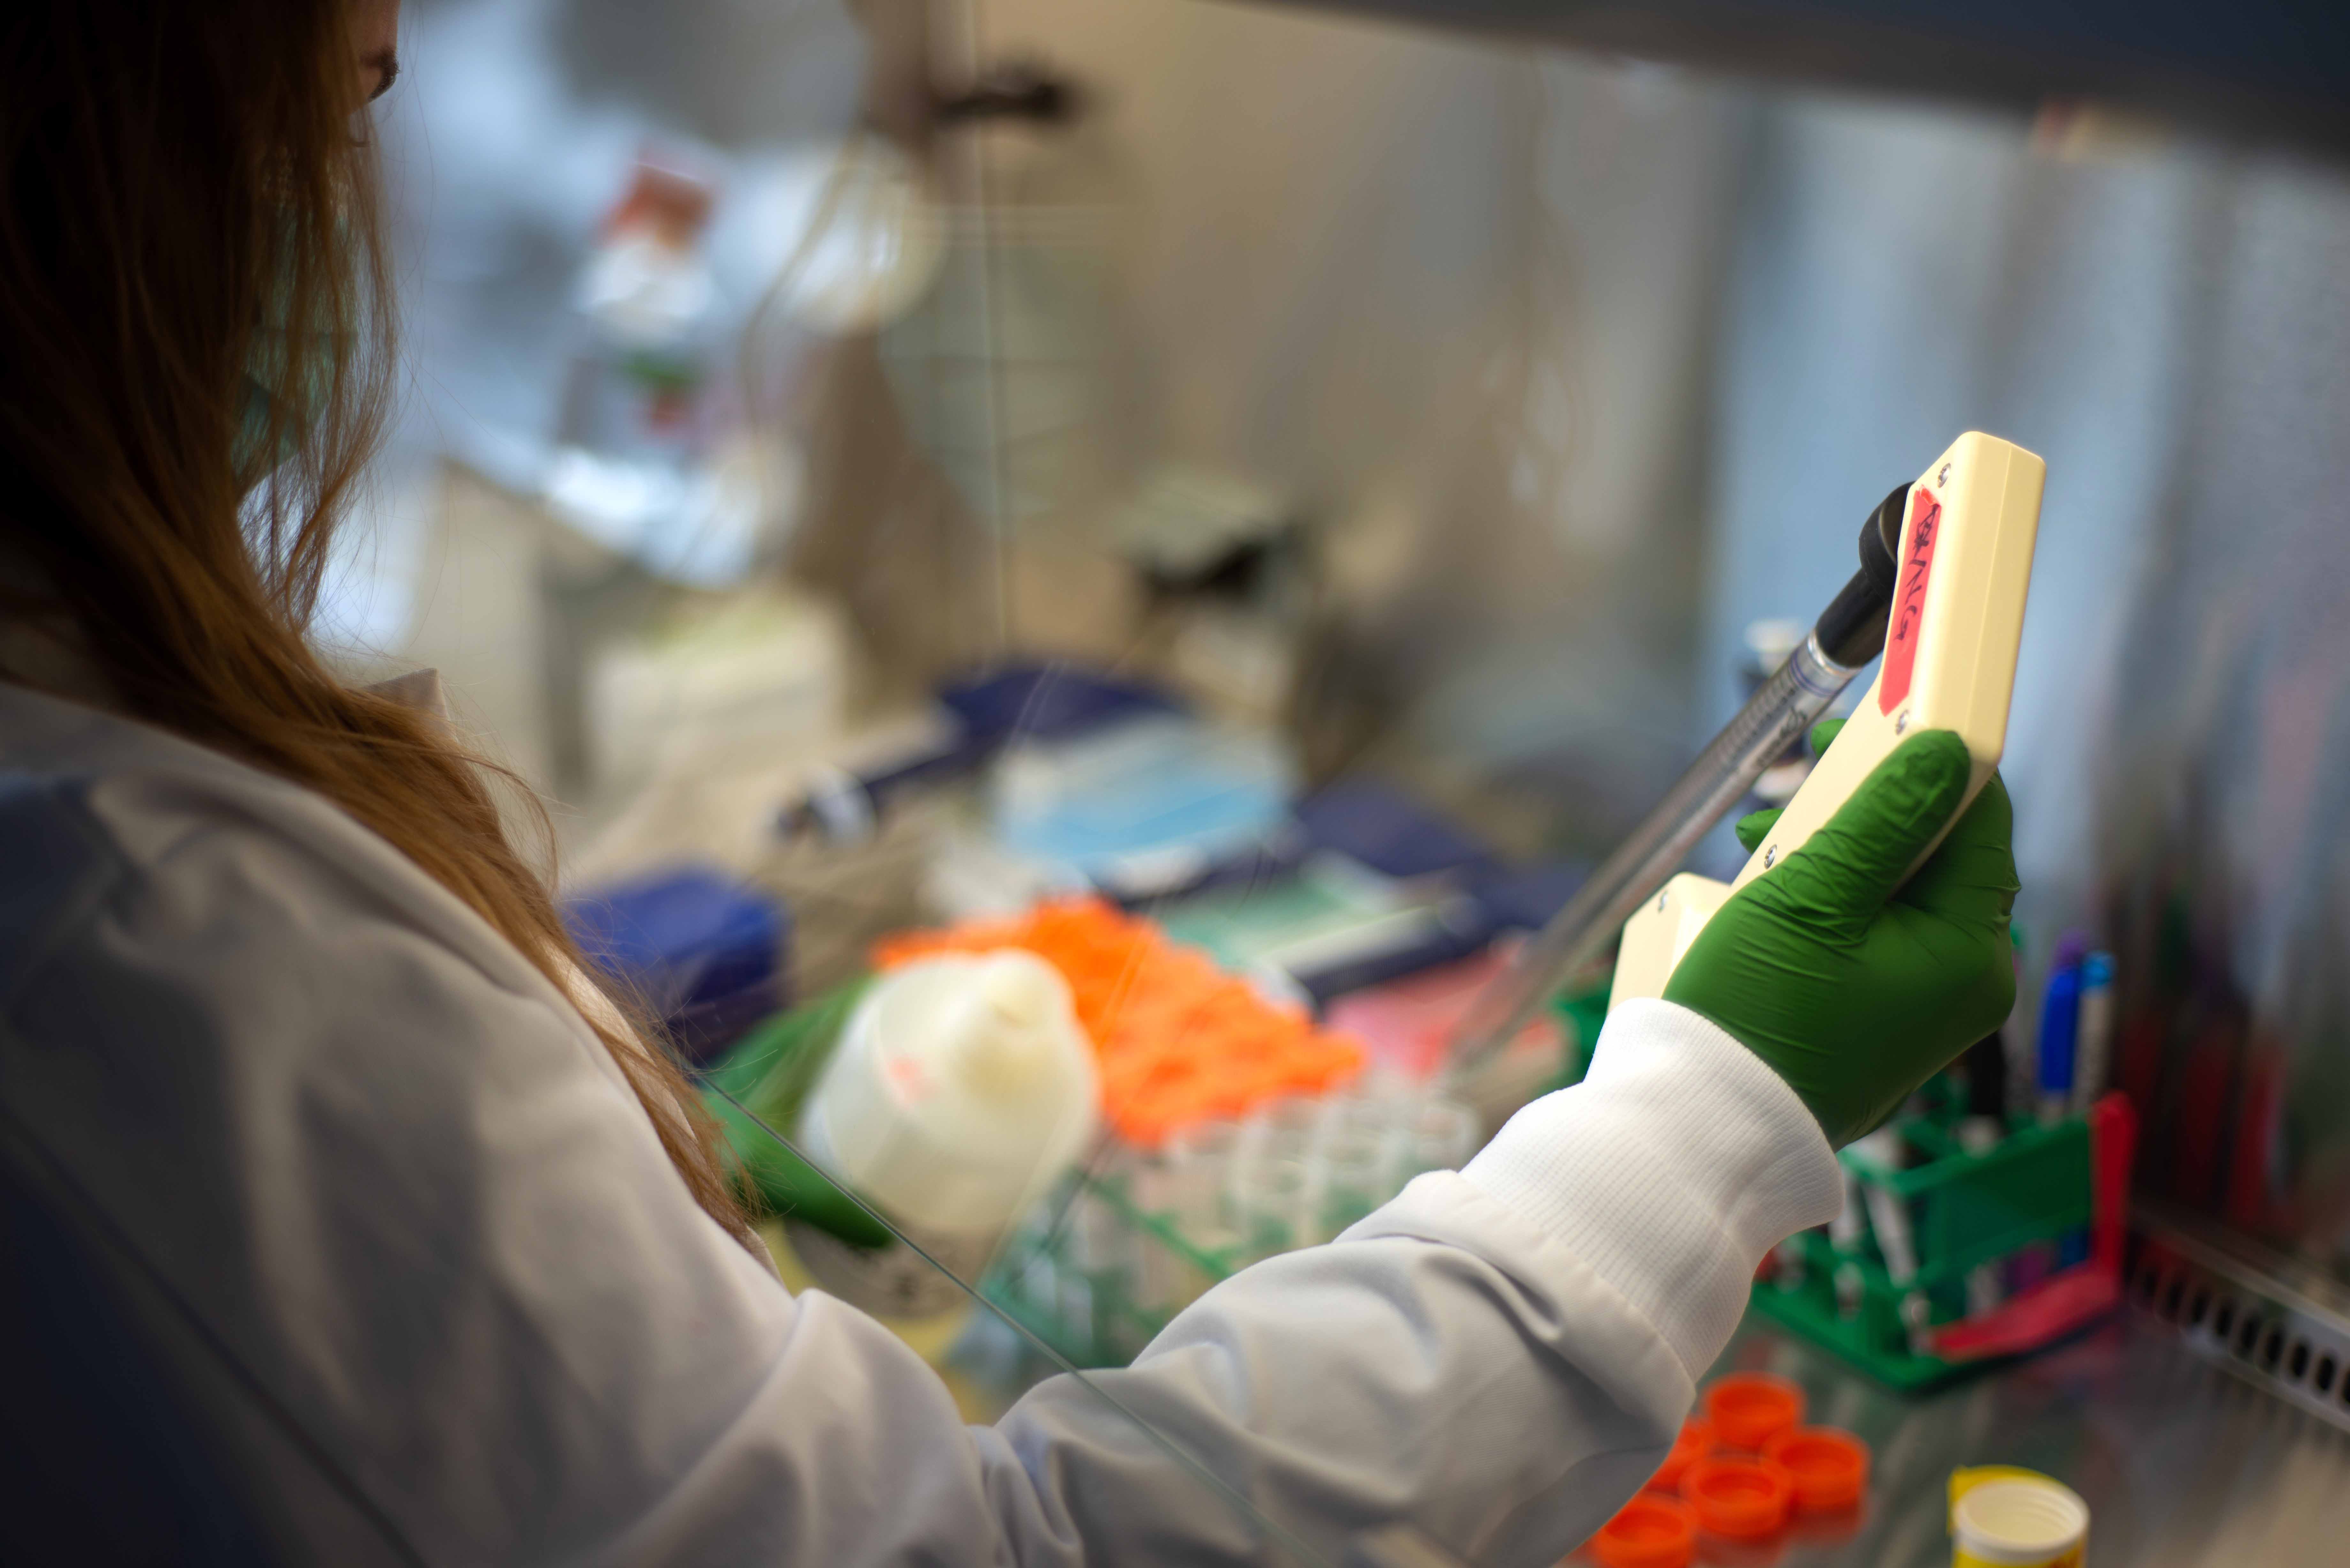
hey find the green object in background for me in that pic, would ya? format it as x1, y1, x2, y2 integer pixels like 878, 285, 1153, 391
1152, 858, 1400, 973
1750, 1108, 2096, 1390
700, 977, 891, 1248
986, 1170, 1236, 1369
1547, 971, 1614, 1092
1666, 722, 2019, 1149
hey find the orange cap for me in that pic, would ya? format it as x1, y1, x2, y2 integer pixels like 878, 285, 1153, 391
1649, 1417, 1714, 1493
1703, 1372, 1805, 1451
874, 894, 1364, 1146
1760, 1426, 1869, 1513
1590, 1494, 1696, 1568
1680, 1456, 1793, 1539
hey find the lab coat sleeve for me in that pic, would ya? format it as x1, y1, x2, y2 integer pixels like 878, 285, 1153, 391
991, 999, 1840, 1566
4, 761, 1837, 1568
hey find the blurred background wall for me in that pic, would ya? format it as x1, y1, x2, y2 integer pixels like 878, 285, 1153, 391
339, 0, 2350, 1284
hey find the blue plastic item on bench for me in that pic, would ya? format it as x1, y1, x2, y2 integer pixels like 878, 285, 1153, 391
566, 867, 790, 1064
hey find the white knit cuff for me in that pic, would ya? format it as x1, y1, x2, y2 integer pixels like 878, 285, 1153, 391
1460, 998, 1840, 1379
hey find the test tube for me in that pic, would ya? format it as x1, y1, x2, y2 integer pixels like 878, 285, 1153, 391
1129, 1151, 1190, 1315
1959, 1030, 2008, 1152
1408, 1099, 1479, 1176
1166, 1119, 1244, 1237
1227, 1098, 1304, 1210
1317, 1113, 1391, 1242
1770, 1236, 1808, 1292
1965, 1264, 2003, 1319
1830, 1169, 1867, 1318
1861, 1181, 1929, 1355
1261, 1096, 1323, 1159
1065, 1176, 1137, 1344
1069, 1172, 1130, 1275
1280, 1099, 1328, 1184
1171, 1118, 1249, 1299
1127, 1148, 1175, 1222
1237, 1154, 1315, 1264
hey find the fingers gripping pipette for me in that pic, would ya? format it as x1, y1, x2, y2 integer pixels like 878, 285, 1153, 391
1448, 432, 2044, 1068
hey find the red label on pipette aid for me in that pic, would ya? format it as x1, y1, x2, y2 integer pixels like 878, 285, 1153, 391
1880, 488, 1942, 714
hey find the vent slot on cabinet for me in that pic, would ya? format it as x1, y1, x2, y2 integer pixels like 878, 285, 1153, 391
2128, 1222, 2350, 1435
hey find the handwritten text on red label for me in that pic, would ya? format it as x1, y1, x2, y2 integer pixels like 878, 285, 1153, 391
1880, 487, 1941, 715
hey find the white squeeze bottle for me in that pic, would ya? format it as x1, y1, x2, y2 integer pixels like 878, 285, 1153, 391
790, 950, 1099, 1320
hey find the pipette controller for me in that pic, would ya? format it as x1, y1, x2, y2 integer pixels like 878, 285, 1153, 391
1450, 432, 2042, 1066
1607, 431, 2044, 1010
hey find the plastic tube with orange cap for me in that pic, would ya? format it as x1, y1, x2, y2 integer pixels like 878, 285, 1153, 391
1680, 1456, 1793, 1539
1590, 1494, 1697, 1568
1702, 1371, 1805, 1451
1762, 1427, 1869, 1514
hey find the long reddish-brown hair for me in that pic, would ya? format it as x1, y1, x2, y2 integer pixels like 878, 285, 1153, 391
0, 2, 751, 1240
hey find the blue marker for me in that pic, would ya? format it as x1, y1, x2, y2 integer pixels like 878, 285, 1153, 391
2035, 949, 2083, 1127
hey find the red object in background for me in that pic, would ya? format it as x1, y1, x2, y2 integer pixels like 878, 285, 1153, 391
2088, 1092, 2138, 1272
1931, 1093, 2138, 1362
1590, 1494, 1696, 1568
1760, 1428, 1869, 1513
1703, 1373, 1804, 1451
2224, 1031, 2287, 1232
1934, 1265, 2118, 1363
603, 155, 715, 245
1323, 947, 1562, 1081
2114, 1009, 2163, 1119
1681, 1457, 1793, 1539
2171, 1003, 2243, 1206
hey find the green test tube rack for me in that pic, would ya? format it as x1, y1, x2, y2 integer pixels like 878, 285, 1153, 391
984, 1168, 1240, 1368
1748, 1080, 2132, 1390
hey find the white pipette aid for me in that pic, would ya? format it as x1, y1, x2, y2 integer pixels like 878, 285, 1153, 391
1610, 431, 2046, 1010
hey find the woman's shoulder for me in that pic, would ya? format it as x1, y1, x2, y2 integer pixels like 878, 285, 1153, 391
0, 679, 555, 1014
0, 678, 632, 1206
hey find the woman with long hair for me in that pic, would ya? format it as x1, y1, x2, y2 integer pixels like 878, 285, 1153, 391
0, 3, 2016, 1563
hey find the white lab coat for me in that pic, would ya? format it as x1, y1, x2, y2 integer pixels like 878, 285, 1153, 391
0, 681, 1838, 1566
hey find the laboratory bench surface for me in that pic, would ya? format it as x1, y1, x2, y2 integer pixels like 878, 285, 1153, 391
940, 1285, 2350, 1565
1699, 1312, 2350, 1565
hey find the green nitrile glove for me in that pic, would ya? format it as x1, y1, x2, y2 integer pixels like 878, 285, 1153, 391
1662, 720, 2018, 1148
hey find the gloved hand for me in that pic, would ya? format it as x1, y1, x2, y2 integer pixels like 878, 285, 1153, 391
1662, 720, 2018, 1148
